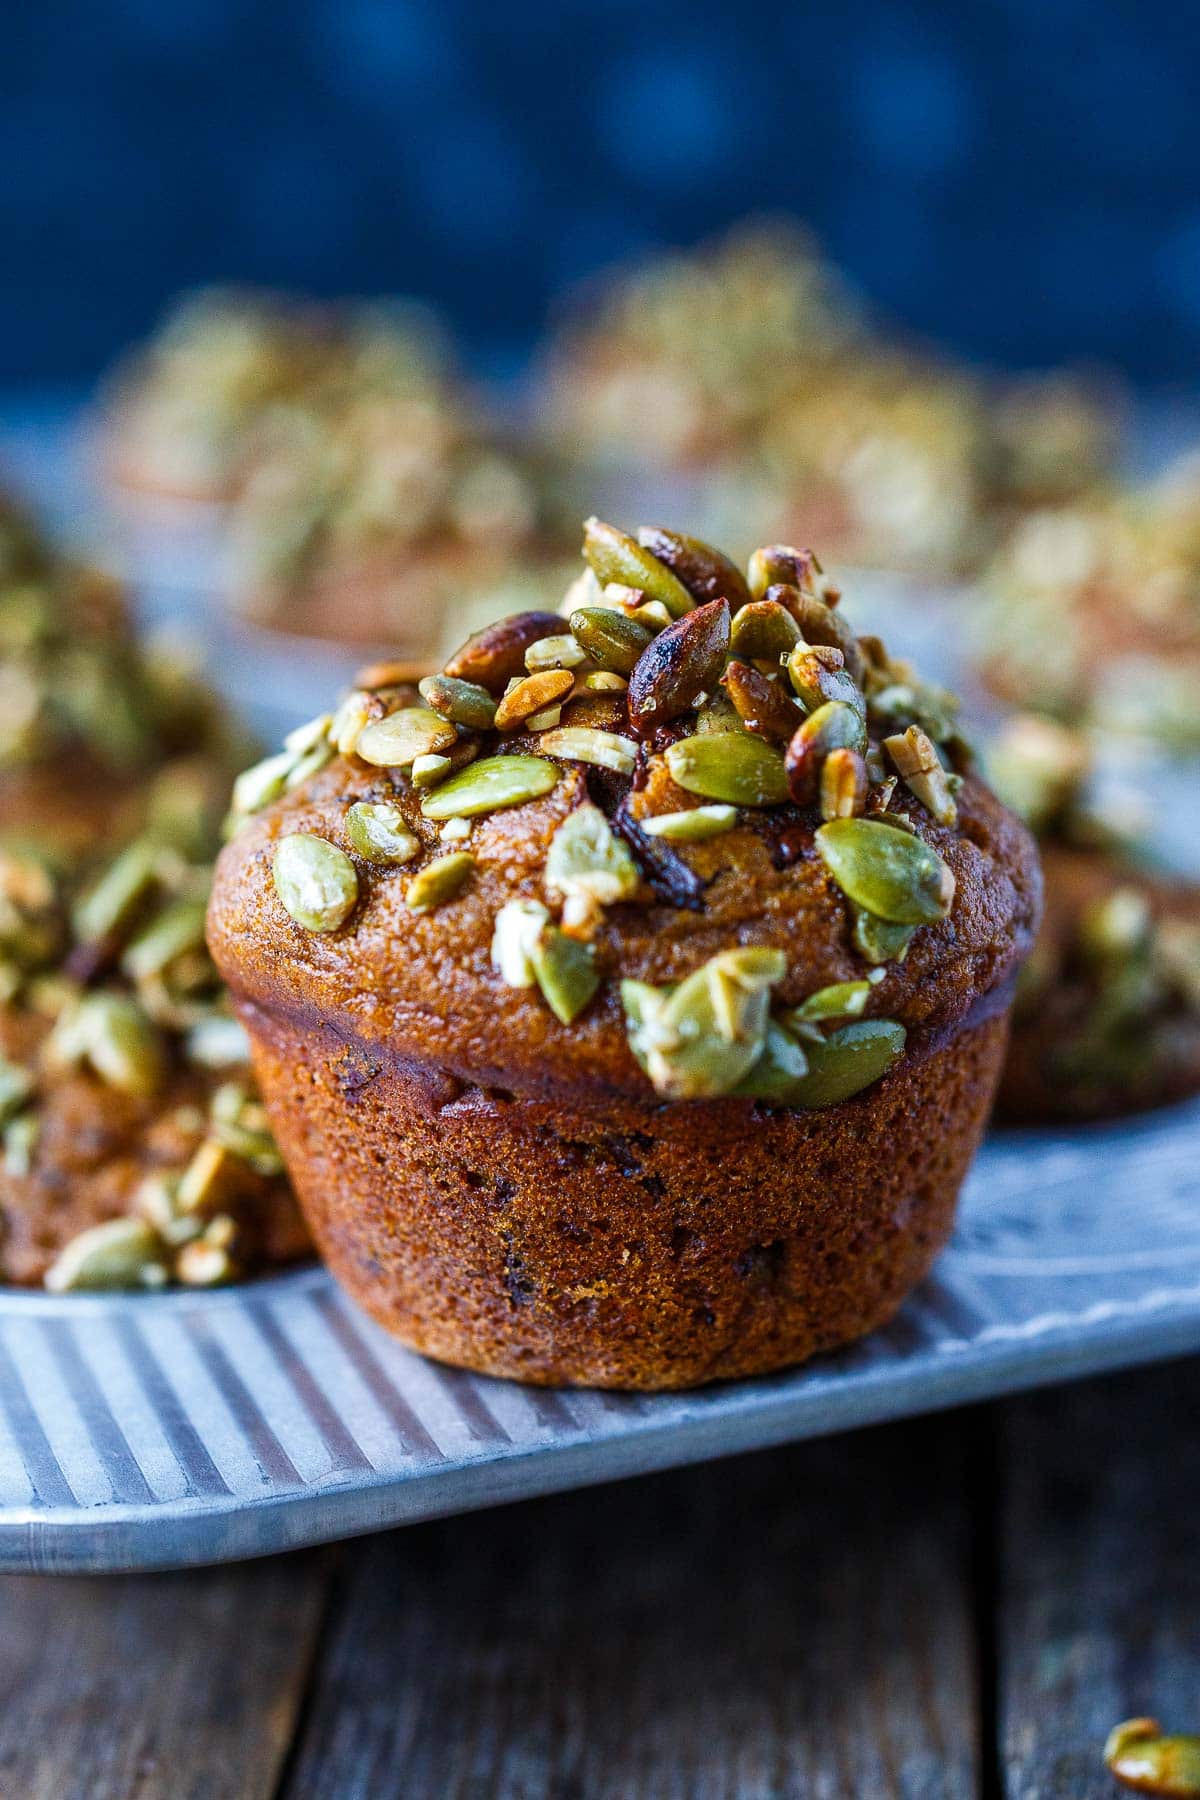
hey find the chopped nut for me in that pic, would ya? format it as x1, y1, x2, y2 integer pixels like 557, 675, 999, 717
525, 634, 587, 674
820, 747, 869, 820
491, 898, 551, 987
883, 726, 958, 826
494, 668, 575, 730
538, 727, 638, 775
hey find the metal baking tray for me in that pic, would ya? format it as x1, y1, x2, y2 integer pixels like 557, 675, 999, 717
2, 1101, 1198, 1573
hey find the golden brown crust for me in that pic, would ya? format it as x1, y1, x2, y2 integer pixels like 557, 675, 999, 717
208, 754, 1039, 1106
241, 998, 1007, 1388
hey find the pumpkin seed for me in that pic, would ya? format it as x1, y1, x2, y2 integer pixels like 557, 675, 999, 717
49, 991, 165, 1097
0, 1053, 34, 1124
584, 671, 629, 693
444, 610, 564, 691
583, 517, 695, 618
411, 753, 452, 788
4, 1111, 39, 1176
627, 598, 730, 729
330, 689, 384, 758
405, 851, 475, 913
1105, 1719, 1200, 1797
284, 741, 334, 790
884, 725, 958, 826
730, 1019, 810, 1100
419, 754, 559, 819
185, 1014, 252, 1068
721, 660, 802, 742
272, 833, 359, 932
729, 598, 803, 663
356, 706, 457, 768
785, 702, 868, 806
786, 645, 865, 714
789, 591, 866, 684
525, 633, 587, 673
354, 657, 426, 690
537, 727, 638, 775
530, 926, 599, 1023
283, 713, 333, 757
568, 606, 656, 674
1079, 887, 1151, 963
345, 801, 419, 864
73, 837, 160, 944
790, 979, 877, 1025
820, 746, 868, 821
636, 525, 752, 610
494, 668, 575, 730
545, 802, 639, 908
230, 750, 293, 819
491, 897, 551, 987
418, 673, 497, 730
439, 816, 472, 843
623, 948, 787, 1100
525, 703, 562, 731
122, 900, 208, 981
665, 733, 789, 807
747, 545, 820, 600
816, 818, 956, 925
641, 804, 738, 842
852, 906, 917, 965
44, 1218, 169, 1293
778, 1020, 906, 1108
176, 1138, 235, 1215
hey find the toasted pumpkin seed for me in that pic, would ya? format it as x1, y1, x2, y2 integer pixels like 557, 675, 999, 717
852, 906, 917, 965
545, 802, 639, 908
494, 668, 575, 730
584, 671, 629, 693
330, 690, 381, 757
785, 702, 869, 806
636, 525, 752, 610
176, 1239, 237, 1287
627, 598, 730, 729
44, 1218, 168, 1293
1104, 1719, 1200, 1797
729, 598, 802, 663
820, 746, 868, 820
491, 897, 551, 987
284, 740, 334, 790
345, 801, 419, 864
786, 644, 865, 714
641, 804, 738, 842
405, 851, 475, 913
884, 725, 958, 826
418, 673, 498, 730
789, 591, 866, 684
530, 926, 599, 1023
720, 660, 802, 742
537, 727, 638, 775
747, 545, 820, 600
583, 517, 695, 618
665, 733, 789, 807
444, 610, 564, 691
525, 633, 587, 673
272, 833, 359, 932
816, 818, 955, 925
419, 754, 559, 819
778, 1020, 906, 1108
356, 706, 457, 768
569, 606, 656, 674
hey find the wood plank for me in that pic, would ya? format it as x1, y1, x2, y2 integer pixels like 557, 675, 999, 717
0, 1548, 336, 1800
286, 1415, 981, 1800
998, 1358, 1200, 1799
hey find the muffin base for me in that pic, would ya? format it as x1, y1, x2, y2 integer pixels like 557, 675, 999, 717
238, 997, 1009, 1390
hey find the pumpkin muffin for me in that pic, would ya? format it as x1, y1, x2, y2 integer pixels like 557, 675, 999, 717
209, 520, 1041, 1388
989, 714, 1200, 1123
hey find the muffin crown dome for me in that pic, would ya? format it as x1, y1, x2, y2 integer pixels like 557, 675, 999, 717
208, 520, 1041, 1107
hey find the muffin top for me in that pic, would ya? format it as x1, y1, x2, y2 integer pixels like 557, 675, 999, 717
209, 521, 1041, 1108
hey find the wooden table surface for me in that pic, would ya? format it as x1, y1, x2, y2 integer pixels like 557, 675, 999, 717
1, 1355, 1196, 1800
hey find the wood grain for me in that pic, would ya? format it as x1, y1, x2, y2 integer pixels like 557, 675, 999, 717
0, 1549, 336, 1800
285, 1417, 981, 1800
998, 1358, 1200, 1799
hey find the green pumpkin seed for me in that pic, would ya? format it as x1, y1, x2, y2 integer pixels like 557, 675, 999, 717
1105, 1719, 1200, 1796
411, 753, 452, 789
122, 900, 208, 981
537, 727, 638, 775
545, 802, 639, 907
623, 948, 787, 1100
816, 818, 955, 925
73, 837, 161, 944
44, 1218, 169, 1293
272, 833, 359, 932
403, 851, 473, 913
729, 598, 803, 663
0, 1053, 35, 1124
491, 897, 551, 987
641, 804, 738, 842
780, 1020, 906, 1108
569, 606, 656, 674
230, 750, 294, 819
530, 926, 599, 1023
583, 518, 695, 618
345, 801, 419, 865
418, 673, 498, 729
787, 645, 865, 714
665, 733, 789, 807
419, 754, 559, 819
50, 992, 165, 1097
730, 1019, 810, 1100
636, 525, 752, 610
852, 907, 917, 965
185, 1014, 252, 1069
356, 706, 457, 768
791, 979, 877, 1024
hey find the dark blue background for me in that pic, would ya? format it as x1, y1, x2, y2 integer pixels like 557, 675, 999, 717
4, 0, 1200, 386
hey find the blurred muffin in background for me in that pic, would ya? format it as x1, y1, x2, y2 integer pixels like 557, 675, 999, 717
539, 219, 865, 473
989, 714, 1200, 1123
99, 287, 452, 505
978, 459, 1200, 748
224, 383, 574, 659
